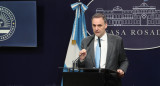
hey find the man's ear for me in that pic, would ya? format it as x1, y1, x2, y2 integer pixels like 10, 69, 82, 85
105, 23, 107, 29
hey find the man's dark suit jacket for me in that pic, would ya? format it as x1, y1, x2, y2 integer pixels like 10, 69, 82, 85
78, 33, 129, 73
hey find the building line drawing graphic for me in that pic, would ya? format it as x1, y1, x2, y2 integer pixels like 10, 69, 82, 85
96, 2, 160, 26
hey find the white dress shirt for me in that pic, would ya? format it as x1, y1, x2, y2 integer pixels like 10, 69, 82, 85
94, 33, 108, 68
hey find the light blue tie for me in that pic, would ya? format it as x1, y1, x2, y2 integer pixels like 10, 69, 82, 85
95, 40, 100, 68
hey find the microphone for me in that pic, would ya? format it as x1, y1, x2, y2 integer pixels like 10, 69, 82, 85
98, 37, 101, 47
98, 37, 101, 72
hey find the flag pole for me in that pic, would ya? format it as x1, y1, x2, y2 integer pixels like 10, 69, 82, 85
87, 0, 94, 7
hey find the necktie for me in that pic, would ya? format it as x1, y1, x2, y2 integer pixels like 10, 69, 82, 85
95, 40, 100, 68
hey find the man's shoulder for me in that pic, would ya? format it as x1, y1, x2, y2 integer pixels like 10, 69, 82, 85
82, 35, 94, 43
83, 35, 94, 40
107, 33, 122, 40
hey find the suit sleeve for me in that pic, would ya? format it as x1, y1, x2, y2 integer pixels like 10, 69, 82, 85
118, 38, 129, 73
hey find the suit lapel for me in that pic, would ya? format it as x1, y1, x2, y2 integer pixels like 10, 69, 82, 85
106, 34, 113, 67
88, 34, 114, 67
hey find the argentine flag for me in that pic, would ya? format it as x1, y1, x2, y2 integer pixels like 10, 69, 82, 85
64, 2, 88, 71
61, 2, 88, 86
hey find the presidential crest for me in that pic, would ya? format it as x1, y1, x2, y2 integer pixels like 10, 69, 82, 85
0, 6, 16, 41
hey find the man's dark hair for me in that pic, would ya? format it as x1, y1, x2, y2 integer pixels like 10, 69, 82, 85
91, 13, 107, 24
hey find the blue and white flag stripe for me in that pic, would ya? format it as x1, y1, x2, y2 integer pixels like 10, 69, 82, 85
71, 2, 88, 49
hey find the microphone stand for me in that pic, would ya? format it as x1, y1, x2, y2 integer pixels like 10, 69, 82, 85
72, 56, 79, 72
72, 37, 94, 72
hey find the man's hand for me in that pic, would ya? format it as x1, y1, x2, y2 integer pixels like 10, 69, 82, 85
117, 69, 124, 78
79, 49, 87, 60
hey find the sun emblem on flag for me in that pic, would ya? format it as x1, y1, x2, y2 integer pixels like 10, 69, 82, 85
0, 6, 16, 41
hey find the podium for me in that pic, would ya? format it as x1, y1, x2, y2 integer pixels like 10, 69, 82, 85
60, 68, 117, 86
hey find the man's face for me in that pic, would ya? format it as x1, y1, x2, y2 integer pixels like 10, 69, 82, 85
92, 17, 107, 38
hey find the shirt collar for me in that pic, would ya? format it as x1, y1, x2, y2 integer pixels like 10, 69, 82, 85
95, 32, 107, 41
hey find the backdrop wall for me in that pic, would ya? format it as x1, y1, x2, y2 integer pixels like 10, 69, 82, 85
0, 0, 160, 86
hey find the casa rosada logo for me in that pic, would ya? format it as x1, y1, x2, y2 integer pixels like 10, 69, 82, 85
86, 1, 160, 50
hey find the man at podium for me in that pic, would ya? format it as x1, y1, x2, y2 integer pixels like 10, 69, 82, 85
78, 13, 129, 86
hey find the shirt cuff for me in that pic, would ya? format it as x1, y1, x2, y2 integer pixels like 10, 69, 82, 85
80, 59, 84, 62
